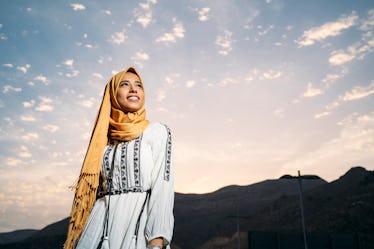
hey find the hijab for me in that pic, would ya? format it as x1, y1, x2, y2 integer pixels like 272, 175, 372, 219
64, 67, 149, 249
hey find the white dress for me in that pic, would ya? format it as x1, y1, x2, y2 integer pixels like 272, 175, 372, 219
76, 123, 174, 249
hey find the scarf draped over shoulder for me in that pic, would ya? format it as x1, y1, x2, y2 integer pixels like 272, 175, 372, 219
64, 67, 149, 249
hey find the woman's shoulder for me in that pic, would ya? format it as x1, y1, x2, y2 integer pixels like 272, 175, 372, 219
144, 122, 172, 141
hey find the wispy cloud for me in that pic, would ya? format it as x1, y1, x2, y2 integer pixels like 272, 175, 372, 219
359, 9, 374, 31
70, 3, 86, 11
17, 64, 31, 74
342, 80, 374, 101
156, 89, 166, 102
42, 124, 59, 133
23, 100, 35, 108
2, 63, 13, 68
2, 85, 22, 93
21, 132, 39, 142
296, 12, 358, 47
63, 59, 74, 67
131, 51, 150, 68
134, 0, 157, 28
314, 111, 330, 119
325, 80, 374, 111
93, 73, 103, 79
185, 80, 196, 88
329, 37, 374, 66
245, 68, 283, 81
155, 18, 185, 44
34, 75, 48, 85
19, 146, 32, 158
194, 7, 210, 22
109, 31, 127, 45
215, 30, 235, 56
20, 115, 36, 122
303, 82, 323, 97
36, 96, 53, 112
5, 158, 23, 167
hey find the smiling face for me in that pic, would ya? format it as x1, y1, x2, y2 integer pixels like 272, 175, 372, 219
116, 71, 145, 113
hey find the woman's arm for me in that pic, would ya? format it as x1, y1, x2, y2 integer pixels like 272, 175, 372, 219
145, 124, 174, 247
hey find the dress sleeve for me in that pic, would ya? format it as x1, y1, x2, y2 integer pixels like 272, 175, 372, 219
145, 124, 174, 246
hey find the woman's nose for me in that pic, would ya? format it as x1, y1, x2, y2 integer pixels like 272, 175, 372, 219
129, 83, 137, 92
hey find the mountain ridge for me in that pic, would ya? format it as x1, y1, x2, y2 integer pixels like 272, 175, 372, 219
1, 166, 373, 249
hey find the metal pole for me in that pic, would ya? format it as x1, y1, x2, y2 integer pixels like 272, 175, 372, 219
298, 170, 308, 249
236, 212, 240, 249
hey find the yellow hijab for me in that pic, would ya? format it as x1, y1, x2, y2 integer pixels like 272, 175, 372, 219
64, 67, 149, 249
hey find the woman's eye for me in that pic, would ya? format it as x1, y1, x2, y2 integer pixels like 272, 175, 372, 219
120, 81, 129, 87
137, 83, 143, 88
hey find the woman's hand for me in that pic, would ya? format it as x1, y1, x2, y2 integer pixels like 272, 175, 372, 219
148, 237, 163, 247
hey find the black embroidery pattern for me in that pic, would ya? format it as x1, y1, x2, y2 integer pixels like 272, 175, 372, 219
104, 145, 114, 179
96, 187, 145, 199
164, 125, 172, 181
120, 142, 128, 189
133, 135, 143, 187
97, 144, 115, 198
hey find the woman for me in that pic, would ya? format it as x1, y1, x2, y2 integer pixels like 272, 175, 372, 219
64, 67, 174, 249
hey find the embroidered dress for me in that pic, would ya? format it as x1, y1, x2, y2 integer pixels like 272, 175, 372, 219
75, 123, 174, 249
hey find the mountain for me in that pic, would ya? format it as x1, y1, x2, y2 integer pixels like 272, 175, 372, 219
1, 166, 373, 249
0, 230, 38, 245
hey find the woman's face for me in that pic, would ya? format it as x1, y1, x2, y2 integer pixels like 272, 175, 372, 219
116, 71, 145, 112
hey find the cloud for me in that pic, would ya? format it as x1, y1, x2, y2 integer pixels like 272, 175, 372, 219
359, 9, 374, 31
156, 89, 166, 102
155, 18, 185, 44
195, 7, 210, 22
3, 64, 13, 68
133, 0, 157, 28
93, 73, 103, 79
109, 31, 127, 44
322, 73, 342, 84
328, 50, 355, 66
16, 64, 30, 74
65, 70, 80, 78
296, 12, 358, 47
329, 37, 374, 66
36, 96, 53, 112
0, 33, 8, 40
215, 30, 235, 56
325, 80, 374, 111
257, 25, 274, 36
282, 112, 374, 175
23, 100, 35, 108
20, 115, 36, 122
131, 52, 150, 68
342, 80, 374, 101
80, 100, 94, 108
63, 59, 74, 67
303, 82, 323, 97
19, 146, 32, 158
70, 3, 86, 11
34, 75, 48, 85
42, 124, 59, 133
104, 10, 111, 15
245, 68, 283, 81
185, 80, 196, 88
2, 85, 22, 93
21, 132, 39, 142
314, 111, 330, 119
5, 158, 23, 167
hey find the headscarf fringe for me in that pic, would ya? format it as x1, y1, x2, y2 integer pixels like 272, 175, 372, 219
64, 173, 100, 249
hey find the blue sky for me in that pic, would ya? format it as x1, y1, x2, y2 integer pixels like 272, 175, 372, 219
0, 0, 373, 232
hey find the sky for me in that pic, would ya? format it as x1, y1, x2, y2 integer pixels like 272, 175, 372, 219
0, 0, 373, 233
